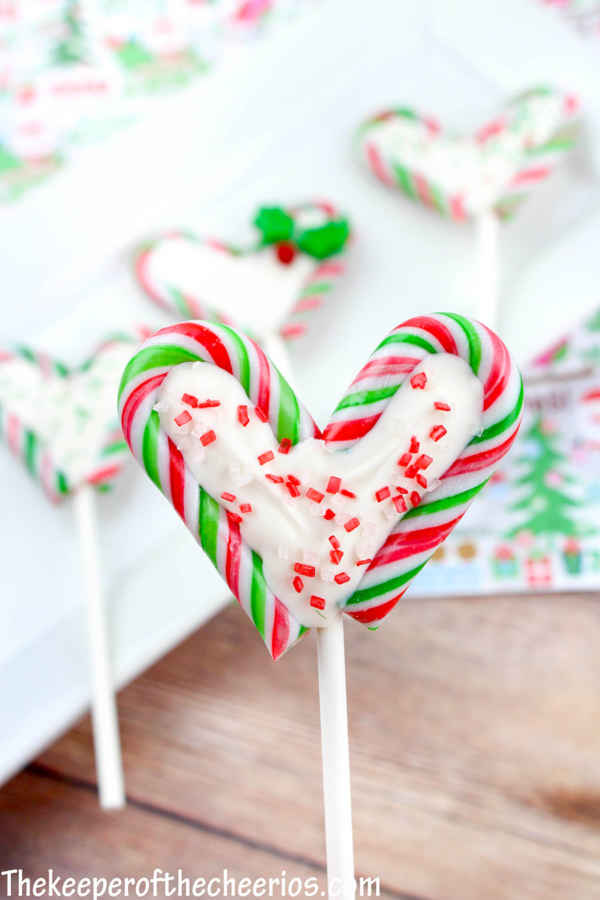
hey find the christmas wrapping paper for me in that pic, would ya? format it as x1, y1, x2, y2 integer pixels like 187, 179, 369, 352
0, 0, 308, 202
415, 307, 600, 595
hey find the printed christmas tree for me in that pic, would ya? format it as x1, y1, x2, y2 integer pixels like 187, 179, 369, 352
53, 1, 88, 65
507, 416, 593, 537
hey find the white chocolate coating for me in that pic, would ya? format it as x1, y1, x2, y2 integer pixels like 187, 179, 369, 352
0, 343, 133, 484
159, 356, 483, 627
145, 240, 315, 336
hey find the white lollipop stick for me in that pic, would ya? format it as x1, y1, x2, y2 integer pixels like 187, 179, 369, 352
317, 615, 355, 900
74, 484, 125, 810
475, 210, 500, 331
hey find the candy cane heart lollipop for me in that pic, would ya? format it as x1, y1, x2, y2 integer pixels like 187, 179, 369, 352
359, 85, 579, 221
134, 201, 350, 340
119, 315, 523, 659
0, 330, 147, 501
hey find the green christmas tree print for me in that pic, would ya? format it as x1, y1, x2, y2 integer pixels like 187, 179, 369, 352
53, 1, 87, 65
586, 308, 600, 332
507, 416, 591, 537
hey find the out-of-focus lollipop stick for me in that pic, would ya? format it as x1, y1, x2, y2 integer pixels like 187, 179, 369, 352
74, 484, 125, 810
475, 210, 500, 331
317, 616, 355, 900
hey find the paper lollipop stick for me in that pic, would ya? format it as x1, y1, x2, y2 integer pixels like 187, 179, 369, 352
119, 314, 522, 893
358, 86, 579, 330
133, 201, 351, 360
0, 331, 146, 809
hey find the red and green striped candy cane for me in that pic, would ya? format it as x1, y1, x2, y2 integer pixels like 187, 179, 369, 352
134, 201, 350, 340
358, 86, 579, 222
324, 313, 523, 625
118, 321, 321, 660
119, 315, 521, 658
0, 332, 146, 503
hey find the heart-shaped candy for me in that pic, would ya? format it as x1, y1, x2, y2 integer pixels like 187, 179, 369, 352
119, 315, 523, 659
119, 314, 524, 656
0, 331, 146, 501
358, 86, 579, 221
134, 201, 350, 340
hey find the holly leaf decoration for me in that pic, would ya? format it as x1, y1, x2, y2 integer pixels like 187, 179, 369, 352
297, 218, 350, 260
253, 207, 295, 244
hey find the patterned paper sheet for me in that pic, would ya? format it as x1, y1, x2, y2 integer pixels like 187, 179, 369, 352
414, 307, 600, 595
0, 0, 308, 202
539, 0, 600, 37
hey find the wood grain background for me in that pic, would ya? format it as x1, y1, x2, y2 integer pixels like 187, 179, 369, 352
2, 593, 600, 899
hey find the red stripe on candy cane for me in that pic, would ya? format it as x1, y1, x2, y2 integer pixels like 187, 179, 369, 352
366, 142, 395, 186
87, 464, 121, 485
482, 325, 510, 412
225, 511, 242, 599
323, 413, 381, 443
254, 341, 272, 419
346, 593, 407, 624
351, 356, 420, 384
442, 429, 519, 478
510, 165, 551, 186
313, 262, 344, 278
168, 437, 186, 520
400, 316, 458, 355
154, 322, 234, 373
121, 373, 167, 447
414, 174, 435, 209
7, 414, 20, 454
271, 598, 291, 661
370, 517, 461, 568
450, 194, 467, 222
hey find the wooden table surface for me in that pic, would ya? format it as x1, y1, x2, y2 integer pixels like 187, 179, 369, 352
2, 593, 600, 899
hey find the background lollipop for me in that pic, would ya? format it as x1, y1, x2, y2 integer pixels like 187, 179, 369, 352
133, 200, 351, 376
118, 313, 522, 896
357, 86, 579, 330
0, 329, 147, 809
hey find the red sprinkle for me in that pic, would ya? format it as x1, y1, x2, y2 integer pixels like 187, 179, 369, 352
181, 393, 198, 408
340, 489, 356, 499
330, 549, 344, 565
416, 454, 433, 469
287, 474, 301, 486
398, 452, 412, 467
258, 450, 275, 465
434, 402, 451, 411
430, 425, 447, 442
310, 595, 326, 610
278, 438, 292, 454
395, 486, 408, 494
323, 508, 335, 521
220, 492, 236, 502
266, 474, 284, 484
410, 372, 427, 389
174, 410, 192, 427
393, 495, 407, 513
293, 576, 304, 593
294, 562, 316, 577
404, 464, 419, 478
344, 517, 360, 533
200, 429, 216, 446
228, 512, 243, 525
356, 558, 372, 566
198, 399, 221, 409
287, 482, 301, 498
255, 407, 269, 423
239, 503, 252, 513
326, 476, 341, 494
416, 473, 428, 489
409, 436, 420, 453
410, 491, 421, 507
329, 535, 340, 549
237, 405, 250, 427
334, 572, 350, 585
306, 488, 325, 504
375, 486, 391, 502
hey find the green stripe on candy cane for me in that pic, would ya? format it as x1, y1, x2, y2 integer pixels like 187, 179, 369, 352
199, 488, 220, 565
469, 377, 524, 445
142, 410, 162, 490
118, 345, 204, 403
392, 163, 418, 200
401, 481, 488, 520
24, 430, 37, 475
376, 332, 437, 355
334, 385, 399, 412
217, 325, 251, 396
442, 312, 482, 375
345, 561, 427, 606
250, 550, 267, 639
277, 373, 301, 445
